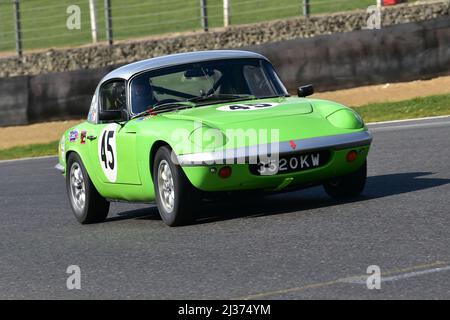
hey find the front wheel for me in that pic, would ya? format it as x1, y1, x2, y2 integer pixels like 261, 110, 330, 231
66, 153, 110, 224
323, 161, 367, 199
153, 146, 200, 226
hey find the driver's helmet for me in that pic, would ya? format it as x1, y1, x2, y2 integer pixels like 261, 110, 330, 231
131, 76, 155, 113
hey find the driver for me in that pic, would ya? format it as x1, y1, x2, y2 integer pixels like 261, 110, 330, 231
131, 76, 157, 114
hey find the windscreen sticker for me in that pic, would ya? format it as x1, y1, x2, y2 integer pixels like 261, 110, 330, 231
98, 123, 119, 183
217, 102, 279, 112
88, 93, 98, 123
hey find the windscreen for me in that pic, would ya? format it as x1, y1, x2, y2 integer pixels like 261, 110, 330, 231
130, 58, 288, 114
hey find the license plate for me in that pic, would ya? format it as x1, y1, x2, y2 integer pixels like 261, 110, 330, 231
249, 150, 330, 176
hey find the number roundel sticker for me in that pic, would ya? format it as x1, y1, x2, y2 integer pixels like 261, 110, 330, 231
217, 102, 279, 112
98, 123, 118, 183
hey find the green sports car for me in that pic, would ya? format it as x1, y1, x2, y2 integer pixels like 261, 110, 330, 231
56, 50, 372, 226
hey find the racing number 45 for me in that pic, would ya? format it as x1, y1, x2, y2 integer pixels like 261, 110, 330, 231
100, 130, 115, 170
97, 123, 118, 183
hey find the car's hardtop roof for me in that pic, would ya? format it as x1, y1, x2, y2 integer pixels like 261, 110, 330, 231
100, 50, 268, 84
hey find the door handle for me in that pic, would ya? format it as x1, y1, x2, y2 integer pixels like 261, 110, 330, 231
87, 135, 97, 141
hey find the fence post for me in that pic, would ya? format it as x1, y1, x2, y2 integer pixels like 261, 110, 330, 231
13, 0, 22, 56
104, 0, 113, 45
89, 0, 98, 43
377, 0, 383, 29
303, 0, 310, 17
223, 0, 230, 27
200, 0, 208, 32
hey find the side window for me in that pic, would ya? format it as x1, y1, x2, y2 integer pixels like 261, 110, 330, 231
100, 81, 126, 111
243, 65, 275, 97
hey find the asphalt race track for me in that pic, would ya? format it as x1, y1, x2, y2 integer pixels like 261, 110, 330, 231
1, 117, 449, 299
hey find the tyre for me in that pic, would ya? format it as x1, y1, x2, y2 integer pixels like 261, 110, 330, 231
153, 146, 200, 226
323, 161, 367, 199
66, 153, 110, 224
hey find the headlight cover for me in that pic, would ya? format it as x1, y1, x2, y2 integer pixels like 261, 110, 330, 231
327, 109, 364, 129
189, 126, 227, 149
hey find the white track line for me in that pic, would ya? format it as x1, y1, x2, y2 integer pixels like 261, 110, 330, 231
341, 265, 450, 285
0, 155, 58, 164
369, 120, 450, 132
367, 115, 450, 126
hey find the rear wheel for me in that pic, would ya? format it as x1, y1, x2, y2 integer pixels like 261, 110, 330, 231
153, 146, 200, 226
323, 161, 367, 199
66, 153, 110, 224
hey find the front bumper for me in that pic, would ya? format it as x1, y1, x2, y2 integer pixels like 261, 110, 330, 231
177, 131, 372, 166
179, 131, 373, 192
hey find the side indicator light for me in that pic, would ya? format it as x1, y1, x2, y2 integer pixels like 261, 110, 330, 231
346, 150, 358, 162
218, 166, 232, 179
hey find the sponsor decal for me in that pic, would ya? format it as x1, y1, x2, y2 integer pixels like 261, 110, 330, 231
217, 102, 279, 112
69, 130, 78, 142
80, 131, 87, 144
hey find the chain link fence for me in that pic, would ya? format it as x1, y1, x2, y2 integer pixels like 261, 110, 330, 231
0, 0, 418, 56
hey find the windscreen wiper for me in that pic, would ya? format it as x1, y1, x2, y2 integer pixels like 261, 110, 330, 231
131, 101, 196, 120
257, 94, 291, 99
188, 94, 256, 103
152, 101, 196, 111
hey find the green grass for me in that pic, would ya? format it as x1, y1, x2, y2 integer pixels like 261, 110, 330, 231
355, 93, 450, 123
0, 0, 377, 52
1, 93, 449, 160
0, 140, 59, 161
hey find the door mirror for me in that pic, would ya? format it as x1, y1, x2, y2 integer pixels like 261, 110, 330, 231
297, 84, 314, 98
98, 110, 125, 122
